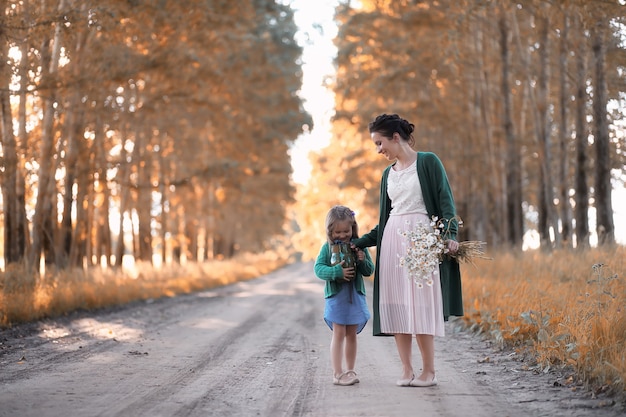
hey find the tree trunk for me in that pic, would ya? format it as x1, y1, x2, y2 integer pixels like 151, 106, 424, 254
16, 27, 30, 261
29, 0, 66, 269
474, 9, 502, 246
499, 6, 523, 248
68, 131, 91, 268
61, 13, 91, 266
94, 115, 112, 267
558, 13, 573, 248
511, 10, 551, 249
0, 3, 27, 265
573, 14, 590, 249
135, 132, 153, 263
159, 150, 168, 265
536, 12, 557, 249
0, 83, 20, 265
61, 105, 84, 265
591, 19, 615, 246
114, 134, 132, 268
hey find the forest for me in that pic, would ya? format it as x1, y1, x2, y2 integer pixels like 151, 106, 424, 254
295, 0, 625, 259
0, 0, 625, 400
0, 0, 310, 271
0, 1, 623, 270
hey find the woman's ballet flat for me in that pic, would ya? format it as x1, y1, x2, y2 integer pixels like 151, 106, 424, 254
409, 376, 438, 387
345, 370, 360, 384
333, 371, 358, 386
396, 375, 414, 387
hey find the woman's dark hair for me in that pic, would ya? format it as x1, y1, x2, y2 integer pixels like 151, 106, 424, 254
368, 113, 415, 144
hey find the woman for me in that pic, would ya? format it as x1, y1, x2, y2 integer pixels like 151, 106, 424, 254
353, 113, 463, 387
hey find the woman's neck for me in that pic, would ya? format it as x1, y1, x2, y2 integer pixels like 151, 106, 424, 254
394, 151, 417, 170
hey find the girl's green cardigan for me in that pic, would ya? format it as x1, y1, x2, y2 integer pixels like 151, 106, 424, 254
353, 152, 463, 336
314, 242, 374, 298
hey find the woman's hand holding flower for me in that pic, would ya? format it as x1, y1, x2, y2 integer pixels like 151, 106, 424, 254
446, 240, 459, 255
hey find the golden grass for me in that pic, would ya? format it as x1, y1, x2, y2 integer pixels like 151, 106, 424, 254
460, 246, 625, 397
0, 251, 290, 329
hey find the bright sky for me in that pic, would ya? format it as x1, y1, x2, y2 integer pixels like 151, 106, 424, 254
287, 0, 338, 184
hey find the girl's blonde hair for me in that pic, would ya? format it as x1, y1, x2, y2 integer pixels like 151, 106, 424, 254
325, 205, 359, 243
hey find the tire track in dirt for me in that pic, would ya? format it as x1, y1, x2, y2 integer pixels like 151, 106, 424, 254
108, 264, 323, 416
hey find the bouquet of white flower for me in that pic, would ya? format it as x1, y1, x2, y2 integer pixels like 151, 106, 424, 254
398, 216, 489, 287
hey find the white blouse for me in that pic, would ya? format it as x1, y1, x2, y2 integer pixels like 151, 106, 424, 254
387, 161, 427, 215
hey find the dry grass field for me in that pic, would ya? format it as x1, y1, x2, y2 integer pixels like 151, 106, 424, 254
0, 252, 290, 329
459, 246, 625, 398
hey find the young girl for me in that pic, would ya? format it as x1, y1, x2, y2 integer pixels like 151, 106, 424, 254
314, 205, 374, 386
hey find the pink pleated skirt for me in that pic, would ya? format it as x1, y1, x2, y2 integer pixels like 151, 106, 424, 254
378, 212, 445, 336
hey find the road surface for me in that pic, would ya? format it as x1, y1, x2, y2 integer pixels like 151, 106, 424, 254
0, 262, 622, 416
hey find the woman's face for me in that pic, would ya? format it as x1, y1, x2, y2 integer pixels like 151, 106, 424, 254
371, 131, 400, 161
331, 219, 353, 243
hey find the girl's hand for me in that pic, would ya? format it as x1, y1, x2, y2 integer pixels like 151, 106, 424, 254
341, 262, 355, 281
447, 239, 459, 255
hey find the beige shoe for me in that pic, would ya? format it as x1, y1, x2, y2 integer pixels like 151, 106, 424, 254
345, 370, 359, 384
409, 376, 438, 387
333, 371, 358, 386
396, 374, 414, 387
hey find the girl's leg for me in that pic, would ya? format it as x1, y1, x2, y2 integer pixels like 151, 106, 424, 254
414, 334, 436, 381
330, 324, 346, 377
394, 333, 414, 380
344, 324, 358, 371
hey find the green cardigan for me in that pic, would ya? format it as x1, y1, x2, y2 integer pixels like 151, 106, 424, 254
353, 152, 463, 336
314, 242, 374, 298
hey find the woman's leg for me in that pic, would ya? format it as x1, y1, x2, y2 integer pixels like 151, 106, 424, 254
415, 334, 436, 381
330, 324, 346, 377
394, 333, 414, 380
344, 324, 358, 371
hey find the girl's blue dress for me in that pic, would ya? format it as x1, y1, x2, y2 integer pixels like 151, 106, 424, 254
324, 281, 370, 334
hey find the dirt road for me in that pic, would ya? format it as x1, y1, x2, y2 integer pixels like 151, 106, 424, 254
1, 262, 622, 417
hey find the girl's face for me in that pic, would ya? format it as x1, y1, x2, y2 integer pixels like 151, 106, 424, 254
331, 219, 353, 243
371, 131, 400, 161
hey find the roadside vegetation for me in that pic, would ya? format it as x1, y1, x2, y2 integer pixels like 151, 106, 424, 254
460, 246, 625, 401
0, 252, 290, 329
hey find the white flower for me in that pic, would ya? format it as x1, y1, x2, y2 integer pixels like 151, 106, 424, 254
397, 217, 446, 287
398, 215, 488, 286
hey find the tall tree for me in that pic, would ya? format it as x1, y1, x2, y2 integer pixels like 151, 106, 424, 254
572, 11, 590, 248
0, 0, 20, 264
534, 6, 557, 249
590, 15, 615, 245
499, 4, 523, 248
557, 11, 573, 247
29, 0, 66, 268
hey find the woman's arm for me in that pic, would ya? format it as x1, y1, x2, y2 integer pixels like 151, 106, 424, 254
357, 249, 375, 277
353, 225, 378, 248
